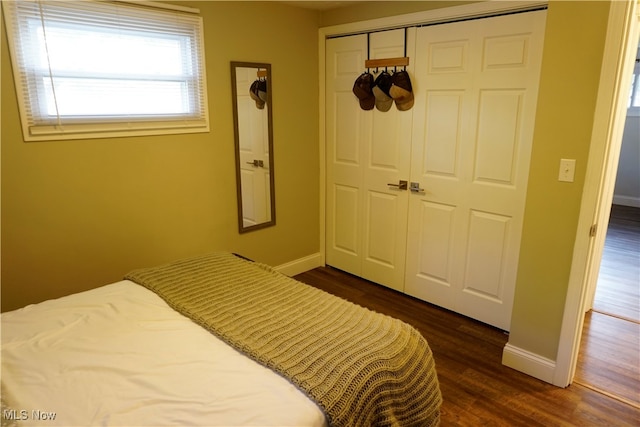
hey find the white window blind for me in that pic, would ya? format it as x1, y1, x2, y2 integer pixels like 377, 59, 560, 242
3, 0, 209, 141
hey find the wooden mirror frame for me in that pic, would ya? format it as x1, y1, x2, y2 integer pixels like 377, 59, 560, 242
231, 61, 275, 233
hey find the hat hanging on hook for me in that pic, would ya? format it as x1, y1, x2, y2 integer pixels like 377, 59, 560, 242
389, 69, 414, 111
372, 70, 393, 112
353, 71, 375, 110
249, 80, 265, 109
354, 29, 412, 111
362, 57, 413, 111
250, 69, 268, 110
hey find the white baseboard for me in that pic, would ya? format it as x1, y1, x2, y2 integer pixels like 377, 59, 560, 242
274, 252, 324, 277
502, 343, 556, 384
612, 195, 640, 208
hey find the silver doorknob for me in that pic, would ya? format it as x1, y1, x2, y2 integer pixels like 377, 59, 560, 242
387, 180, 408, 190
246, 159, 264, 167
410, 182, 425, 193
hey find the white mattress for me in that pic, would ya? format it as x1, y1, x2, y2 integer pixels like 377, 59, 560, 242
1, 280, 328, 427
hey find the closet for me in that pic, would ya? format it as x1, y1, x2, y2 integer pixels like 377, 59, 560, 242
325, 10, 546, 330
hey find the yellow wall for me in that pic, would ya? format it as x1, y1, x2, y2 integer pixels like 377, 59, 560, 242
509, 0, 610, 360
1, 1, 321, 311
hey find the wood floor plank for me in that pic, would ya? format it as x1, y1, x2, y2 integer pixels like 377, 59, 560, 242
575, 311, 640, 406
593, 204, 640, 322
294, 267, 640, 425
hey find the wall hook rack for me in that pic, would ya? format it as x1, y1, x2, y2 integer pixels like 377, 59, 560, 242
365, 56, 409, 69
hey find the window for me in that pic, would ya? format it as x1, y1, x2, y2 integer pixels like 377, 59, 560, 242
3, 0, 209, 141
629, 66, 640, 108
628, 47, 640, 116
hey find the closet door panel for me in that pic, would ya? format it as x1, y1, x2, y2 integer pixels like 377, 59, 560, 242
326, 29, 413, 292
406, 10, 546, 330
364, 190, 400, 268
423, 91, 464, 177
326, 35, 369, 275
331, 91, 363, 221
359, 29, 413, 291
461, 210, 517, 327
463, 211, 512, 297
334, 93, 360, 164
405, 20, 471, 310
332, 184, 360, 256
459, 13, 545, 330
361, 100, 412, 291
405, 200, 457, 310
474, 90, 523, 184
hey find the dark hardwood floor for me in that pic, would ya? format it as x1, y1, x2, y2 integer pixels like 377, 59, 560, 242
294, 237, 640, 425
574, 204, 640, 408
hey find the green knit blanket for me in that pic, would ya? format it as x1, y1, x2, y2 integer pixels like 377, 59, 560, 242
125, 252, 442, 427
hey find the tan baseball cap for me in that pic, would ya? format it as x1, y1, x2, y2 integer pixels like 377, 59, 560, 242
372, 71, 393, 112
389, 70, 414, 111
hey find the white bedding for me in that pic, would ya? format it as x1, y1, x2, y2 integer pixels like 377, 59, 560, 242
1, 280, 328, 427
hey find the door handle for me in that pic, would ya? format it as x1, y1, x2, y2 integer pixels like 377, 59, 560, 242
410, 182, 425, 193
246, 159, 264, 168
387, 180, 408, 190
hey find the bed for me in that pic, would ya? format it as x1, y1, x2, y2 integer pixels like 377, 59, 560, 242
1, 252, 442, 426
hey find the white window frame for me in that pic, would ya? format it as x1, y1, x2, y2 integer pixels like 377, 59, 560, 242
2, 0, 209, 141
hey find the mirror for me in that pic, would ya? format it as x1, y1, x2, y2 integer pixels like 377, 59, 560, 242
231, 62, 275, 233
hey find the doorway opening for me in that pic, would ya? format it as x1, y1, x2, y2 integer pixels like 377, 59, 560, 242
575, 204, 640, 407
574, 42, 640, 407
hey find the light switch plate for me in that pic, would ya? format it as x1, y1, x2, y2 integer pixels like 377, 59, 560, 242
558, 159, 576, 182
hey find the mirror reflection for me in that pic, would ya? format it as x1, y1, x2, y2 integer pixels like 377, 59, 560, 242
231, 62, 275, 233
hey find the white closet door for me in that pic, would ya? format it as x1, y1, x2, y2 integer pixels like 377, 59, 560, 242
325, 29, 414, 291
405, 11, 546, 330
